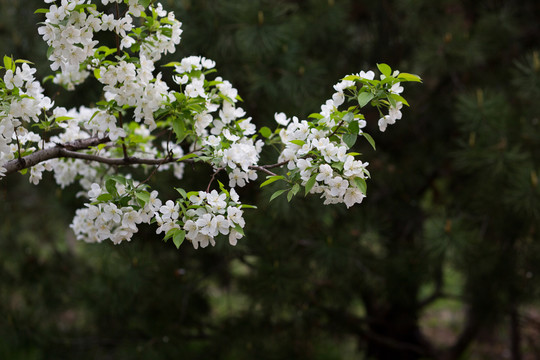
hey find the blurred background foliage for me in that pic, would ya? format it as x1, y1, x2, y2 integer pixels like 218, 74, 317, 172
1, 0, 540, 359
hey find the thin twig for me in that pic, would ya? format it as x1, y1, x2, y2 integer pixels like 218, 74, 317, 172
249, 165, 278, 177
206, 167, 224, 193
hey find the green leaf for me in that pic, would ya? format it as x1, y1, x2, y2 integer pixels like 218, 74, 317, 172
353, 177, 367, 194
331, 162, 344, 171
357, 92, 374, 108
291, 183, 300, 196
3, 56, 13, 71
308, 113, 324, 120
138, 0, 152, 7
177, 153, 198, 162
173, 230, 185, 249
162, 61, 181, 67
259, 126, 272, 138
217, 180, 229, 197
304, 174, 318, 195
342, 75, 360, 81
349, 120, 359, 134
290, 140, 306, 146
397, 73, 422, 82
389, 93, 409, 107
176, 188, 187, 198
108, 175, 127, 185
97, 193, 113, 202
233, 224, 245, 236
34, 8, 49, 14
260, 175, 285, 188
342, 112, 354, 122
55, 116, 74, 122
172, 118, 187, 143
186, 191, 200, 199
240, 204, 257, 209
105, 178, 117, 196
269, 189, 287, 202
362, 132, 376, 150
343, 134, 358, 148
164, 228, 176, 241
93, 68, 101, 80
377, 63, 392, 77
135, 190, 150, 204
387, 94, 397, 108
287, 189, 294, 202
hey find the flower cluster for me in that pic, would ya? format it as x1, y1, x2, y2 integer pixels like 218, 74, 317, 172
0, 60, 53, 177
275, 110, 369, 208
156, 188, 246, 249
167, 55, 263, 188
71, 181, 160, 244
269, 65, 418, 207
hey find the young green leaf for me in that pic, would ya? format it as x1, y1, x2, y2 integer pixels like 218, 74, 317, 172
135, 190, 151, 204
259, 126, 272, 138
362, 133, 376, 150
269, 189, 287, 202
3, 56, 13, 71
234, 224, 245, 236
260, 175, 285, 188
353, 177, 367, 194
397, 73, 422, 82
389, 93, 409, 107
97, 193, 113, 202
377, 63, 392, 77
348, 120, 359, 134
304, 174, 318, 195
343, 134, 358, 148
105, 178, 117, 196
217, 180, 230, 197
177, 153, 198, 162
342, 112, 354, 122
357, 92, 374, 108
172, 118, 187, 143
173, 230, 186, 249
176, 187, 187, 198
287, 189, 294, 202
240, 204, 257, 209
290, 140, 306, 146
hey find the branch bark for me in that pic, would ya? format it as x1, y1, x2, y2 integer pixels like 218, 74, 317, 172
2, 136, 181, 175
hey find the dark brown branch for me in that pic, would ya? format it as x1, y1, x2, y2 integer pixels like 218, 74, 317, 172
4, 137, 110, 174
3, 136, 184, 175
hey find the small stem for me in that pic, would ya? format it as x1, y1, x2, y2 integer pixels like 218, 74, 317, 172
136, 151, 173, 189
329, 120, 345, 138
206, 167, 224, 193
14, 129, 23, 164
117, 112, 129, 159
248, 165, 278, 177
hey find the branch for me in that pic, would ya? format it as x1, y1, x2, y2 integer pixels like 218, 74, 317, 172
2, 136, 184, 175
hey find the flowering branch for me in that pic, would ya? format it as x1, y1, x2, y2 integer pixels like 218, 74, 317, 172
0, 0, 421, 250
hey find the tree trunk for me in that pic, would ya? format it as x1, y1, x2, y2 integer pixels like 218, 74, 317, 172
363, 304, 432, 360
